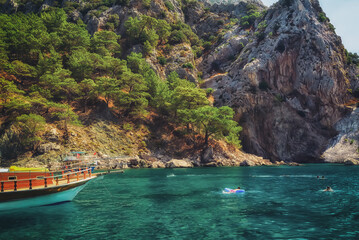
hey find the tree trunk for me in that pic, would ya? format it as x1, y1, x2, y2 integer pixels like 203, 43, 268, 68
83, 97, 88, 113
204, 130, 209, 146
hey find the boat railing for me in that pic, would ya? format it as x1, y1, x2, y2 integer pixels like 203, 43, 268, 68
0, 166, 94, 193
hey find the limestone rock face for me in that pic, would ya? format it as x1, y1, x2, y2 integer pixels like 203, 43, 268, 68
165, 159, 193, 168
323, 108, 359, 163
37, 143, 61, 154
201, 0, 352, 162
201, 147, 214, 163
209, 0, 265, 19
44, 128, 60, 142
83, 0, 184, 35
165, 43, 198, 82
150, 161, 166, 168
344, 159, 359, 165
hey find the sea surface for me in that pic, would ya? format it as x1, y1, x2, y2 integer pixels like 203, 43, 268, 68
1, 164, 359, 239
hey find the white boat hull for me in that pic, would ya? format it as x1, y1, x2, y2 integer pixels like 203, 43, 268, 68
0, 180, 91, 211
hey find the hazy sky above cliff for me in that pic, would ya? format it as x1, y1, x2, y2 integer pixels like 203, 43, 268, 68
261, 0, 359, 53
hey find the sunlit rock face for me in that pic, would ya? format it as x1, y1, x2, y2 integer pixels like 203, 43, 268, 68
201, 0, 352, 162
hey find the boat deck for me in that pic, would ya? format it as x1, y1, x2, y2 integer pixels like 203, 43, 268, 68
0, 168, 97, 193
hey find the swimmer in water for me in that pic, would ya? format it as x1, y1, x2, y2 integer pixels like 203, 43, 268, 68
323, 186, 333, 192
227, 187, 242, 193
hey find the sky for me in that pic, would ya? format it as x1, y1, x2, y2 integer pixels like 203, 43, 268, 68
260, 0, 359, 53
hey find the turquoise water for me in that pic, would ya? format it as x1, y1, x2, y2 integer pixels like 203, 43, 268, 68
1, 164, 359, 239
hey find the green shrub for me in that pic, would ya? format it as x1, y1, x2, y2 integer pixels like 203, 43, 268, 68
257, 20, 267, 31
159, 10, 167, 18
318, 12, 327, 22
165, 0, 175, 11
169, 30, 187, 44
123, 123, 133, 131
105, 22, 115, 31
192, 45, 202, 58
328, 23, 335, 32
346, 50, 359, 65
143, 40, 153, 55
157, 56, 167, 65
139, 141, 147, 148
217, 20, 224, 25
230, 18, 239, 24
203, 41, 212, 50
143, 0, 151, 8
164, 44, 174, 54
208, 35, 215, 41
206, 88, 214, 96
182, 62, 194, 69
240, 7, 261, 28
116, 0, 130, 6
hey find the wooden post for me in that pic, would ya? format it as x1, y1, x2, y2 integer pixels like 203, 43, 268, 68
1, 182, 3, 192
56, 177, 59, 186
44, 178, 47, 188
29, 179, 32, 190
67, 174, 70, 183
14, 181, 17, 191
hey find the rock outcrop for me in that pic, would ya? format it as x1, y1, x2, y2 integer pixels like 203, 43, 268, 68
201, 0, 352, 162
323, 107, 359, 163
165, 159, 193, 168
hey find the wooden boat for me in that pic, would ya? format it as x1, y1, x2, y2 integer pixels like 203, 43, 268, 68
0, 164, 102, 211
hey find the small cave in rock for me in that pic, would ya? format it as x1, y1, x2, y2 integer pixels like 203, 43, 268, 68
275, 40, 286, 53
211, 60, 224, 73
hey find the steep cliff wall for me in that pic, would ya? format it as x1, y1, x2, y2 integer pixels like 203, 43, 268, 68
201, 0, 353, 162
0, 0, 357, 164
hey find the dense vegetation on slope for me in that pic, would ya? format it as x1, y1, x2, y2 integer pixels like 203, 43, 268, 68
0, 5, 242, 161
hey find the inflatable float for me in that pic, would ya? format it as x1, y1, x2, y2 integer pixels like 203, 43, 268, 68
223, 188, 245, 194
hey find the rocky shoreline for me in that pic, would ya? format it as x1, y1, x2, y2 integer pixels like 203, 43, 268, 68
93, 155, 301, 169
12, 147, 303, 170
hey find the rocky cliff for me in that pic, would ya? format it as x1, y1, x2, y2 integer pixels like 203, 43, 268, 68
201, 0, 356, 162
1, 0, 358, 165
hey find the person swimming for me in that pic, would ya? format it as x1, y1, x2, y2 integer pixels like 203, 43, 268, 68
223, 187, 244, 194
323, 186, 333, 192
